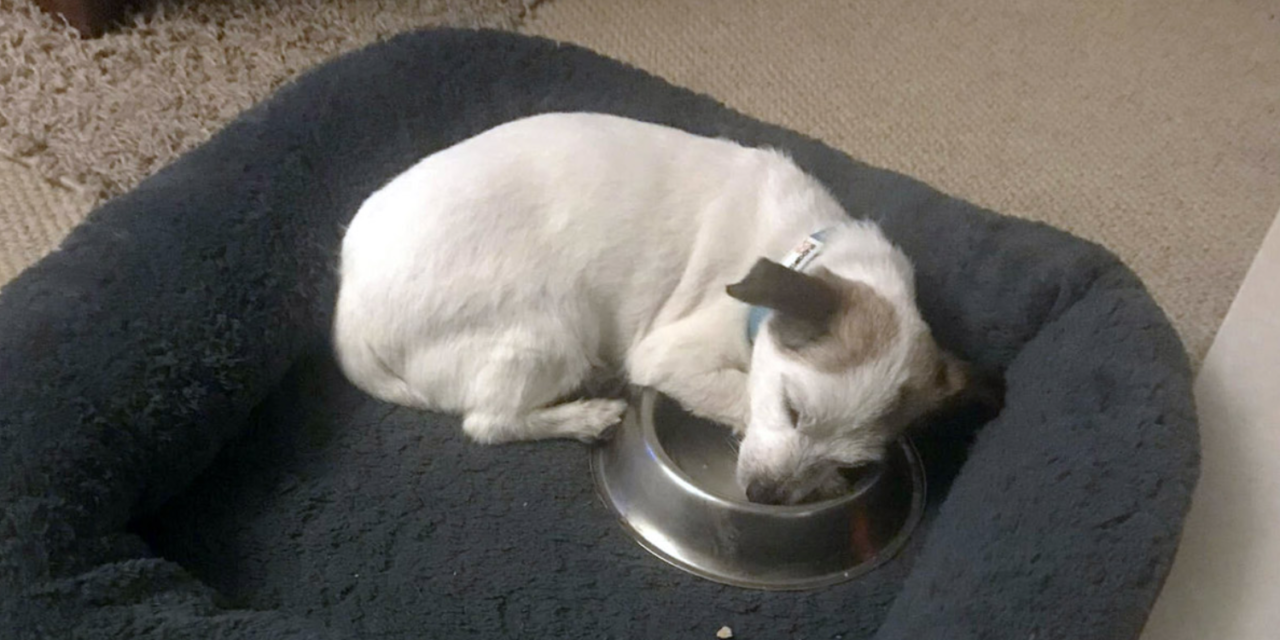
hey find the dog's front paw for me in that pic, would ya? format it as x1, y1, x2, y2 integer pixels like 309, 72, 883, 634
560, 398, 628, 442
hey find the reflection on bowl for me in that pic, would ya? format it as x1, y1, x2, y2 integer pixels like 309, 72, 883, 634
591, 388, 926, 590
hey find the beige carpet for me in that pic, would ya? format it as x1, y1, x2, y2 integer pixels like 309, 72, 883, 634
0, 0, 532, 199
0, 0, 533, 286
527, 0, 1280, 365
0, 156, 97, 282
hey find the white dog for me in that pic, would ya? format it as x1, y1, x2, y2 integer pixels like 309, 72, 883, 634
333, 112, 971, 504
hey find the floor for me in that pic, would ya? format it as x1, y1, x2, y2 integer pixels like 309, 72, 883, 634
0, 156, 96, 284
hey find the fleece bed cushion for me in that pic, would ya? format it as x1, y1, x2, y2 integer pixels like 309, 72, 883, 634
0, 29, 1199, 640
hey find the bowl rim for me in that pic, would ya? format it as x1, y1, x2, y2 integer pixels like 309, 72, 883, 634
590, 387, 929, 590
637, 388, 886, 516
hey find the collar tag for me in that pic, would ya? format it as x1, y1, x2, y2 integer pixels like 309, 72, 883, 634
780, 234, 826, 272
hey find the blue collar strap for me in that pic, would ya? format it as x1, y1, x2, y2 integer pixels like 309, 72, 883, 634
747, 228, 832, 344
746, 305, 772, 344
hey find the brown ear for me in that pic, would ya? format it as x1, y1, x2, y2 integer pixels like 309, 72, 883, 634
935, 350, 971, 399
726, 259, 841, 346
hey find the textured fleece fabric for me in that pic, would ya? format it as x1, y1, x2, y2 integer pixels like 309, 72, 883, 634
0, 29, 1198, 640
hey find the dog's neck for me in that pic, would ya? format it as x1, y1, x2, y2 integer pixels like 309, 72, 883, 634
746, 228, 832, 344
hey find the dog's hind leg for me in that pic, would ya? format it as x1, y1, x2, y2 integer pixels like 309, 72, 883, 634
459, 336, 625, 444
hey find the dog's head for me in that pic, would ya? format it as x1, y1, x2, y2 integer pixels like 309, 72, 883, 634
726, 255, 971, 505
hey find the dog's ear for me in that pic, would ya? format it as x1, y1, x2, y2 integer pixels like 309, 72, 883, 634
726, 259, 841, 347
934, 350, 972, 400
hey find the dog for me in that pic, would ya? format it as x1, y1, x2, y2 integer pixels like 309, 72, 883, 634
333, 112, 974, 505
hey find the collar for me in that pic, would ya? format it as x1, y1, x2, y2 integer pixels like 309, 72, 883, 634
747, 228, 832, 344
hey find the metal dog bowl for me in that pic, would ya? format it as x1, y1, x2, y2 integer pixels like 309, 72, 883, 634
591, 388, 925, 590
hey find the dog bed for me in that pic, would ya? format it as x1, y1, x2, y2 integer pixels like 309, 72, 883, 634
0, 29, 1199, 640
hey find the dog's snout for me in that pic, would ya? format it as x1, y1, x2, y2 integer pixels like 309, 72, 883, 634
745, 479, 788, 505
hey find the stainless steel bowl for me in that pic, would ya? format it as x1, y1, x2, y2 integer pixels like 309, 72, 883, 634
591, 388, 926, 590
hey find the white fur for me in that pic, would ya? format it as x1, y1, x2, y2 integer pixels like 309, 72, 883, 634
333, 112, 927, 502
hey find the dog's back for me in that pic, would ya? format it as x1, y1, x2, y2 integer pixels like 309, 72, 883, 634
333, 113, 835, 429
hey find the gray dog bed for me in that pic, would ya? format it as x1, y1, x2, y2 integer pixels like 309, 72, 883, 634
0, 29, 1198, 640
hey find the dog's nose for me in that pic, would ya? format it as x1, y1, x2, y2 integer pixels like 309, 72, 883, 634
745, 479, 788, 505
